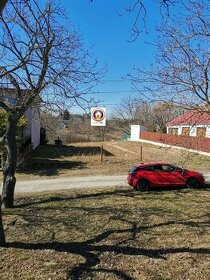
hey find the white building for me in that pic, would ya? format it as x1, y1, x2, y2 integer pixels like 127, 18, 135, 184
166, 109, 210, 138
130, 125, 147, 141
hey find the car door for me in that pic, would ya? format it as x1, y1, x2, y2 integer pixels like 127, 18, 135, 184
145, 164, 171, 186
161, 164, 186, 186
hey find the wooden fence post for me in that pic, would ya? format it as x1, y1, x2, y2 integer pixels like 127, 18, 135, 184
140, 145, 143, 162
100, 145, 103, 162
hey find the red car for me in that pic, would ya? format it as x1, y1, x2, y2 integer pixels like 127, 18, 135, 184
127, 162, 205, 191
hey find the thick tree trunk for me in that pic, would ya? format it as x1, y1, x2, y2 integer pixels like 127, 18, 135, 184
0, 196, 6, 245
1, 119, 17, 209
2, 173, 16, 208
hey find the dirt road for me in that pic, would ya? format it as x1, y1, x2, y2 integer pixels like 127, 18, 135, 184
1, 173, 210, 194
12, 175, 128, 193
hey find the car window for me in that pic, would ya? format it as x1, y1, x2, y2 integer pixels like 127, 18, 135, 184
161, 165, 182, 172
141, 166, 155, 171
130, 167, 138, 173
153, 165, 163, 171
162, 165, 173, 171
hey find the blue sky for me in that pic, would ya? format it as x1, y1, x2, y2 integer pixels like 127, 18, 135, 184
64, 1, 162, 115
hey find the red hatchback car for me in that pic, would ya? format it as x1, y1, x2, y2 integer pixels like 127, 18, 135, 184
127, 162, 205, 191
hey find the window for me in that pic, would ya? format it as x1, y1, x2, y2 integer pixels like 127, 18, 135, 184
162, 164, 182, 172
168, 128, 178, 135
182, 127, 190, 136
130, 167, 138, 173
153, 165, 163, 171
141, 166, 155, 171
196, 127, 206, 138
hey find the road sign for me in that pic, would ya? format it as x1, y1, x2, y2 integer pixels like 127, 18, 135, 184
91, 107, 106, 126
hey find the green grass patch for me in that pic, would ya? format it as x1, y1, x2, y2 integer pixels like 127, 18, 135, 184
1, 186, 210, 279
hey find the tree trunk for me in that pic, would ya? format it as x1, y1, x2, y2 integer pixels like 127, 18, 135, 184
0, 0, 8, 14
1, 119, 17, 209
0, 196, 6, 245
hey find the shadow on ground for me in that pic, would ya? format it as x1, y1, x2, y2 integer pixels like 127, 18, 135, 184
148, 183, 210, 192
17, 160, 86, 177
17, 144, 113, 177
5, 186, 210, 279
7, 239, 210, 280
32, 144, 114, 159
6, 209, 210, 280
15, 184, 210, 208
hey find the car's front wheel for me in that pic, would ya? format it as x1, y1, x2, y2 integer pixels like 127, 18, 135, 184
186, 177, 200, 188
136, 179, 150, 191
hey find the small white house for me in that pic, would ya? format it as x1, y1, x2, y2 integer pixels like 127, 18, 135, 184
130, 125, 147, 141
166, 109, 210, 138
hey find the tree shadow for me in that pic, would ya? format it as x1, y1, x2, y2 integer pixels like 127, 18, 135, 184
5, 185, 210, 279
142, 183, 210, 194
15, 184, 210, 208
5, 216, 210, 280
15, 188, 136, 208
33, 144, 114, 159
16, 143, 113, 176
17, 160, 86, 177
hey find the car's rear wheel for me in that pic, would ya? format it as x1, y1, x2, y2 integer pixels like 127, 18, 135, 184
186, 177, 199, 188
136, 179, 150, 191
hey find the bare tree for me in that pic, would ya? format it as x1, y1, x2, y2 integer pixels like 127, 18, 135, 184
0, 0, 102, 210
112, 96, 182, 134
89, 0, 180, 40
120, 0, 178, 41
111, 97, 153, 134
128, 0, 210, 109
151, 102, 185, 132
111, 96, 142, 134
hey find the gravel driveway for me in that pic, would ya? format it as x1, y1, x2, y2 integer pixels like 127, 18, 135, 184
1, 173, 210, 194
12, 175, 128, 193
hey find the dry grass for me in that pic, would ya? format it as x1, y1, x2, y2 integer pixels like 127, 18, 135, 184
1, 141, 210, 279
1, 186, 210, 279
1, 140, 210, 182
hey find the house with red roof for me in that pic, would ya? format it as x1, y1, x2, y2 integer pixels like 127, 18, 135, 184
166, 109, 210, 138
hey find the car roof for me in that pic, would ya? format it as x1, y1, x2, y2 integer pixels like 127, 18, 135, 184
135, 162, 172, 168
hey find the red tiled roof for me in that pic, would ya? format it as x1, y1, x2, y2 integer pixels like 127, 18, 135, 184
166, 109, 210, 126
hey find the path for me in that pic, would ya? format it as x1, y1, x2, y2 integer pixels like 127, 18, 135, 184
1, 173, 210, 194
12, 175, 128, 193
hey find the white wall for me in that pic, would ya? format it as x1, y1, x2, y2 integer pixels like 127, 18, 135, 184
130, 125, 147, 141
31, 107, 40, 149
167, 125, 210, 138
23, 106, 40, 149
23, 108, 32, 138
206, 127, 210, 137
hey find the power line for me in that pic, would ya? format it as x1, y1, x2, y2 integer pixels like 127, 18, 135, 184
98, 103, 119, 106
85, 90, 138, 95
101, 80, 128, 83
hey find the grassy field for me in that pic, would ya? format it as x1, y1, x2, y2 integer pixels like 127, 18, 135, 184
1, 141, 210, 279
1, 186, 210, 279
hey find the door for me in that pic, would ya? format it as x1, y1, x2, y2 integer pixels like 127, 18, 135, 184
148, 164, 173, 186
161, 164, 186, 186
